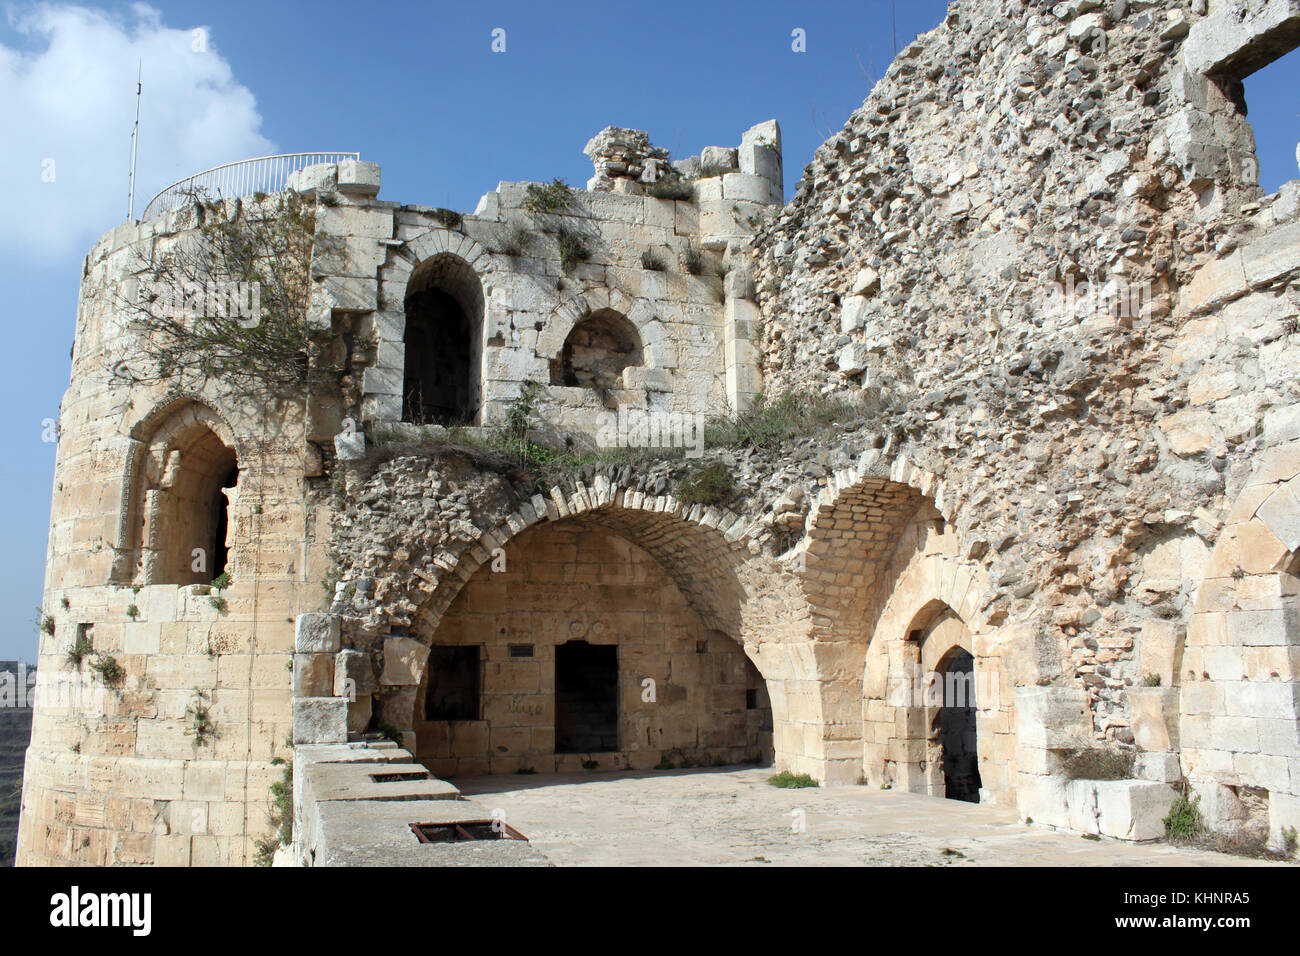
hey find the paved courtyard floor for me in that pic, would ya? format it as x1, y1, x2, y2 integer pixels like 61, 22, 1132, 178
452, 767, 1280, 866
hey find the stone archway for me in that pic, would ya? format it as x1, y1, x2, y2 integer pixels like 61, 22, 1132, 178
407, 518, 774, 775
402, 252, 485, 425
364, 228, 496, 423
360, 477, 792, 775
784, 448, 1010, 796
537, 287, 672, 374
117, 399, 242, 586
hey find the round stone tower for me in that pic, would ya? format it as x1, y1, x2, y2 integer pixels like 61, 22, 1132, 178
19, 123, 784, 865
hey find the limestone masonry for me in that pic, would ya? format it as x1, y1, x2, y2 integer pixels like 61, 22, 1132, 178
16, 0, 1300, 865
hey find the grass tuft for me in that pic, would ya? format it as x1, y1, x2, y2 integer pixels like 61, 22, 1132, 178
768, 771, 819, 789
1059, 746, 1135, 781
640, 249, 667, 271
704, 391, 869, 450
524, 178, 573, 216
677, 461, 736, 506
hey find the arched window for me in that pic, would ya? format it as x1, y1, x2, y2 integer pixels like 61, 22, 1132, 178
550, 309, 643, 389
403, 253, 484, 425
124, 403, 240, 586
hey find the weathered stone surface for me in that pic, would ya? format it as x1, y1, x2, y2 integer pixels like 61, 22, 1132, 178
1066, 779, 1178, 841
293, 698, 348, 745
334, 648, 377, 697
22, 0, 1300, 868
380, 637, 431, 686
296, 614, 341, 654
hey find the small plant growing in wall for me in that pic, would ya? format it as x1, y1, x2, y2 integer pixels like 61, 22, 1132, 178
681, 243, 706, 276
523, 178, 573, 216
126, 603, 140, 620
113, 191, 331, 402
36, 608, 55, 637
640, 249, 667, 271
676, 461, 737, 506
88, 654, 125, 688
254, 756, 293, 866
1142, 673, 1162, 687
644, 179, 695, 201
65, 630, 94, 669
209, 572, 231, 613
490, 220, 532, 258
60, 596, 70, 610
186, 689, 217, 747
1059, 744, 1134, 781
1163, 782, 1203, 843
498, 381, 545, 468
432, 207, 463, 229
555, 226, 591, 273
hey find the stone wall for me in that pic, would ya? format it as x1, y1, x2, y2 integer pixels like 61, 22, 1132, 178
17, 197, 314, 866
411, 521, 771, 775
18, 119, 788, 866
749, 0, 1300, 846
21, 0, 1300, 866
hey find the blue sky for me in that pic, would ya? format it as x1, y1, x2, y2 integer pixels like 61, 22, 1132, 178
0, 1, 1297, 662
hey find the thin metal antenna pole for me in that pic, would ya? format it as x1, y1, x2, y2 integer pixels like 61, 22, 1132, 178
892, 0, 898, 58
127, 61, 142, 221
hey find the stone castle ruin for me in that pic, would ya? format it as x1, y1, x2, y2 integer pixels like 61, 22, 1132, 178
16, 0, 1300, 865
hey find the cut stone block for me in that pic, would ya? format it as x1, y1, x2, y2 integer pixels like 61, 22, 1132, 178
1184, 0, 1300, 77
381, 637, 431, 686
700, 146, 738, 172
334, 429, 366, 461
336, 159, 382, 197
293, 698, 348, 745
738, 142, 782, 184
335, 648, 377, 697
1015, 686, 1091, 750
293, 653, 334, 697
1129, 686, 1180, 752
295, 613, 341, 654
1134, 751, 1183, 784
1065, 779, 1178, 841
287, 163, 337, 197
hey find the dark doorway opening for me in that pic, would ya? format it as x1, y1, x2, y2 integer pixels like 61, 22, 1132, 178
404, 286, 474, 425
424, 645, 480, 721
935, 648, 981, 803
555, 641, 618, 753
210, 464, 238, 581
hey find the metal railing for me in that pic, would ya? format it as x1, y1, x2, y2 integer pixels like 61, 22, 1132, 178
140, 151, 361, 221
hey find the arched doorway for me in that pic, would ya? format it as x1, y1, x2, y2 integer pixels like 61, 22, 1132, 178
407, 519, 773, 775
403, 253, 483, 425
885, 603, 983, 803
933, 646, 981, 803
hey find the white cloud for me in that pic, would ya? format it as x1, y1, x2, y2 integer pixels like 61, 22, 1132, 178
0, 3, 273, 259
